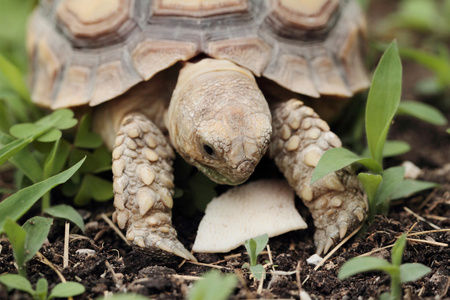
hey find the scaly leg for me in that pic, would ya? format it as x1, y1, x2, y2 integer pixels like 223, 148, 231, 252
270, 99, 367, 255
111, 113, 196, 261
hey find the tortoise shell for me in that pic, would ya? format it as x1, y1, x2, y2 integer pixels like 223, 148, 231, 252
27, 0, 369, 109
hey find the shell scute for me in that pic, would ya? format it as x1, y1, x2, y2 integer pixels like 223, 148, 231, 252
28, 0, 369, 108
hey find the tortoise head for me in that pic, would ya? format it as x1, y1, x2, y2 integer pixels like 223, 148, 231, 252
167, 59, 272, 185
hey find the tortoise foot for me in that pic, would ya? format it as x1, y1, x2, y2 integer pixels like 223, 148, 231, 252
270, 99, 367, 255
111, 113, 196, 261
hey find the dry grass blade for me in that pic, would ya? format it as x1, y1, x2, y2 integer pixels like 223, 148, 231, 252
64, 222, 70, 268
357, 244, 394, 257
100, 213, 130, 246
35, 252, 66, 283
171, 274, 202, 281
406, 237, 448, 247
187, 260, 232, 270
314, 224, 363, 271
407, 228, 450, 236
404, 207, 441, 230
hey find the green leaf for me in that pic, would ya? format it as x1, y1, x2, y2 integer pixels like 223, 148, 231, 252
35, 109, 78, 131
338, 257, 394, 280
48, 281, 85, 299
188, 270, 237, 300
398, 101, 447, 126
22, 217, 53, 262
366, 41, 402, 164
70, 146, 111, 174
189, 172, 217, 212
43, 138, 61, 179
3, 219, 27, 274
361, 140, 411, 159
381, 141, 411, 157
389, 179, 438, 200
0, 132, 43, 183
253, 234, 269, 259
250, 264, 266, 280
74, 114, 103, 148
375, 167, 406, 206
0, 157, 86, 233
245, 238, 258, 266
400, 47, 450, 85
379, 293, 395, 300
0, 136, 35, 166
36, 128, 62, 143
0, 274, 34, 295
399, 263, 431, 283
73, 174, 113, 206
0, 92, 31, 123
358, 173, 382, 205
391, 234, 407, 267
244, 234, 268, 267
311, 148, 382, 184
44, 204, 85, 233
35, 278, 48, 300
10, 149, 43, 183
44, 139, 71, 177
0, 53, 30, 103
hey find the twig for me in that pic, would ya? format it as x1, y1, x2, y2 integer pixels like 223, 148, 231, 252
187, 260, 232, 270
357, 245, 394, 257
35, 252, 66, 283
418, 188, 438, 210
105, 260, 119, 285
64, 222, 70, 268
295, 261, 312, 300
407, 222, 418, 234
423, 214, 448, 221
224, 253, 241, 260
407, 228, 450, 236
101, 213, 130, 246
257, 273, 264, 295
267, 244, 274, 270
314, 224, 363, 271
171, 274, 202, 281
406, 238, 448, 247
403, 207, 441, 230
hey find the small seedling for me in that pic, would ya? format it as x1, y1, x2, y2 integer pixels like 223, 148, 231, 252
338, 234, 431, 300
188, 270, 238, 300
0, 157, 85, 233
2, 217, 52, 277
0, 274, 85, 300
312, 41, 439, 224
242, 233, 269, 280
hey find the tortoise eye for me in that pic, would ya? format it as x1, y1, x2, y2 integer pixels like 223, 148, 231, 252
203, 144, 215, 156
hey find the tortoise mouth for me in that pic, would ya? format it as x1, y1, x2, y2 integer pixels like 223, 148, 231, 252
195, 161, 253, 186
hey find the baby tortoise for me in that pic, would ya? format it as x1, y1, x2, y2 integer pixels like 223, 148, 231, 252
27, 0, 370, 261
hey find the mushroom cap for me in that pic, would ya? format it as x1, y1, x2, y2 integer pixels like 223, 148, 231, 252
192, 179, 307, 253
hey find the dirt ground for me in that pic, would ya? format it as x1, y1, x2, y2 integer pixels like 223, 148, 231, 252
1, 1, 450, 299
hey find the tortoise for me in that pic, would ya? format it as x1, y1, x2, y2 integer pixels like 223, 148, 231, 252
27, 0, 370, 261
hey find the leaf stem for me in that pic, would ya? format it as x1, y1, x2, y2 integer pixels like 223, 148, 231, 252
390, 269, 402, 300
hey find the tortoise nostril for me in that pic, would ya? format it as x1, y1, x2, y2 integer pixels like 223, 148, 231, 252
237, 160, 253, 174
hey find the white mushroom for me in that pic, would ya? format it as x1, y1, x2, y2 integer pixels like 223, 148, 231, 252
192, 180, 307, 253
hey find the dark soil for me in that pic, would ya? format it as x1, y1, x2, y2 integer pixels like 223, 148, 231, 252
1, 1, 450, 299
0, 161, 449, 300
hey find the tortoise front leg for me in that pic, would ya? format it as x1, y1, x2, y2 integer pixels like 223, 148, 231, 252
270, 99, 367, 255
111, 113, 196, 261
